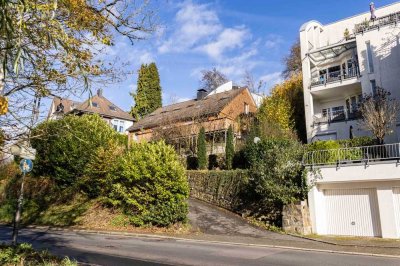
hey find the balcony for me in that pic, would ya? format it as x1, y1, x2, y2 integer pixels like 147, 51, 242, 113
311, 68, 358, 88
313, 108, 360, 125
303, 143, 400, 167
354, 11, 400, 34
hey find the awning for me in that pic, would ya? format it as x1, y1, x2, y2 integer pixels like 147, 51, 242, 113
307, 40, 357, 63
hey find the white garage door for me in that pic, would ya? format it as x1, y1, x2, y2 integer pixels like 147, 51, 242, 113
393, 188, 400, 237
324, 188, 381, 237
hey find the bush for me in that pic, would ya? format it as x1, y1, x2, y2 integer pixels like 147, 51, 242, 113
187, 170, 248, 210
197, 127, 207, 170
0, 243, 77, 265
241, 138, 307, 225
225, 125, 234, 169
31, 114, 126, 187
106, 141, 189, 226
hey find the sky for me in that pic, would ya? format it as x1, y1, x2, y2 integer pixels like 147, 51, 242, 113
72, 0, 398, 112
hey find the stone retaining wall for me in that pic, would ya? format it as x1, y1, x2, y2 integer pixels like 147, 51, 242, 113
282, 201, 312, 235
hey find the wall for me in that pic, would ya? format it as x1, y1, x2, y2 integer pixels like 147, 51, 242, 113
282, 201, 312, 235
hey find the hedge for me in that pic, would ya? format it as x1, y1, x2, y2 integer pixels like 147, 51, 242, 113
187, 170, 248, 211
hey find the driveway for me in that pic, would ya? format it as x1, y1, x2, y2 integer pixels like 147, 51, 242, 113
188, 198, 307, 241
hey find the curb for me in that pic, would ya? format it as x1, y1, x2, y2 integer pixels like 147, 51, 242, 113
17, 225, 400, 259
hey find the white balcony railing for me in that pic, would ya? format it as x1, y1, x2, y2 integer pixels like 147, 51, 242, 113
311, 68, 358, 87
303, 143, 400, 166
313, 108, 360, 125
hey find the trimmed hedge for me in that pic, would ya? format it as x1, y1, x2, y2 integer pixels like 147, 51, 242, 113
187, 170, 248, 211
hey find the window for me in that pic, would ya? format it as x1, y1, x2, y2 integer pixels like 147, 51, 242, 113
109, 105, 116, 111
112, 119, 125, 132
244, 103, 249, 114
92, 102, 98, 107
371, 80, 377, 95
366, 42, 374, 73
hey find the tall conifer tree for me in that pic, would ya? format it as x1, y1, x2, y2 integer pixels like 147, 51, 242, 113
197, 127, 207, 170
130, 63, 162, 119
225, 125, 234, 170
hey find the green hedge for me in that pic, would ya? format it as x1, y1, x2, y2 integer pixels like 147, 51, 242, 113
187, 170, 248, 211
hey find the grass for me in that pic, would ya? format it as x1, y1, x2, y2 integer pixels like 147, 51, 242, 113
0, 243, 77, 266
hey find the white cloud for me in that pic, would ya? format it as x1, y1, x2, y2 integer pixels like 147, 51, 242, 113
139, 52, 155, 64
197, 27, 249, 60
259, 72, 283, 92
265, 34, 284, 49
158, 1, 222, 54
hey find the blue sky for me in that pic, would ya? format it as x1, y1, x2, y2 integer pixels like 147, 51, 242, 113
90, 0, 396, 111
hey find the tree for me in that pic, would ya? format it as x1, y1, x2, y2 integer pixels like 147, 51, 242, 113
269, 73, 306, 142
197, 127, 207, 170
0, 0, 156, 145
199, 68, 228, 91
130, 62, 162, 119
225, 125, 234, 170
359, 87, 400, 144
241, 70, 266, 94
282, 39, 302, 79
31, 114, 127, 187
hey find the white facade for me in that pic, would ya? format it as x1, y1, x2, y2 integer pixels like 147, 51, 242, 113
300, 2, 400, 143
308, 163, 400, 238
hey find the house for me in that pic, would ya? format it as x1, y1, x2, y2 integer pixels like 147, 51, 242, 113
301, 3, 400, 239
48, 89, 134, 133
301, 2, 400, 143
127, 87, 257, 155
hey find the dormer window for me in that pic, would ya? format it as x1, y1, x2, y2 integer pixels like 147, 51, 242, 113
109, 105, 116, 111
92, 102, 98, 108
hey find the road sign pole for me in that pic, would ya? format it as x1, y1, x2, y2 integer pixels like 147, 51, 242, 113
12, 171, 26, 246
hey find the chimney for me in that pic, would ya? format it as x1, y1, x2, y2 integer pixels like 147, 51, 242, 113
97, 89, 103, 97
197, 89, 208, 100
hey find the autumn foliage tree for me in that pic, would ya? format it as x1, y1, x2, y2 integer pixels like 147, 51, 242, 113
0, 0, 156, 144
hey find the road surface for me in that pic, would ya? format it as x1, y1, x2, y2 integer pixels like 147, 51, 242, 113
1, 226, 400, 266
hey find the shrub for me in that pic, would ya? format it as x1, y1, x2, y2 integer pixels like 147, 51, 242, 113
106, 141, 189, 226
197, 127, 207, 170
242, 138, 307, 225
31, 114, 126, 187
225, 125, 234, 169
187, 170, 248, 210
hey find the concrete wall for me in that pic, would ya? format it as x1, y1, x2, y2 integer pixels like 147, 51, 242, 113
307, 163, 400, 238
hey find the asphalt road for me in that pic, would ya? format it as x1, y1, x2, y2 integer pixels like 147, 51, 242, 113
1, 226, 400, 266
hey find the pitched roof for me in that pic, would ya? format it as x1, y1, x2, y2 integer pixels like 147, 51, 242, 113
49, 93, 134, 122
72, 94, 134, 121
127, 88, 248, 132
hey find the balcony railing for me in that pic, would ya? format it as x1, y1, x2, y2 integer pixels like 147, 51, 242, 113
311, 68, 358, 87
354, 12, 400, 34
313, 108, 360, 125
303, 143, 400, 166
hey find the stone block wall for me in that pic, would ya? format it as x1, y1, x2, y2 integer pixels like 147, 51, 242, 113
282, 200, 312, 235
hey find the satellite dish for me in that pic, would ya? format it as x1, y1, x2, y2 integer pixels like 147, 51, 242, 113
253, 137, 261, 144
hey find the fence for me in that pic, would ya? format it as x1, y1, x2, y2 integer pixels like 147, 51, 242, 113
303, 142, 400, 166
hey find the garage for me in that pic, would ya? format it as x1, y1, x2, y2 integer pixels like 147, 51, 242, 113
394, 188, 400, 236
324, 188, 382, 237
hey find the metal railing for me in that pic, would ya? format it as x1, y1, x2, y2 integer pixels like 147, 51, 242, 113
313, 108, 360, 124
355, 12, 400, 34
311, 68, 358, 87
303, 143, 400, 166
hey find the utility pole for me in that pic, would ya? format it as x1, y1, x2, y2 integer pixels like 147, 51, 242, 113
12, 170, 27, 245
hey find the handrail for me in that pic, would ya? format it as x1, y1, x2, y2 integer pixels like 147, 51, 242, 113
303, 142, 400, 166
311, 68, 358, 87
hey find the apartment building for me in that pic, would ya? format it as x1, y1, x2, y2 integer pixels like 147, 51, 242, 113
300, 2, 400, 143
